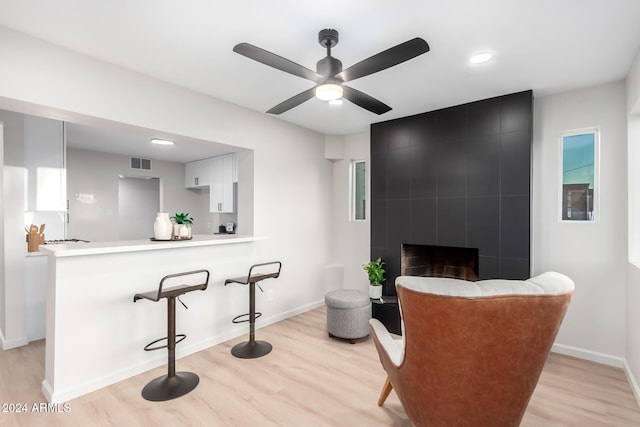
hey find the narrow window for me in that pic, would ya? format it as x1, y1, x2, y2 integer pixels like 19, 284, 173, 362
560, 129, 599, 222
351, 160, 366, 221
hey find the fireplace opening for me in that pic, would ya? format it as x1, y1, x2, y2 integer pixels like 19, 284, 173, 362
401, 244, 479, 281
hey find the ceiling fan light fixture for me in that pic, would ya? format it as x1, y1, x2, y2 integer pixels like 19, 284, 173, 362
329, 99, 343, 106
315, 83, 343, 101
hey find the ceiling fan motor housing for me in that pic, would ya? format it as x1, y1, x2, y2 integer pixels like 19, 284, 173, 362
316, 56, 343, 78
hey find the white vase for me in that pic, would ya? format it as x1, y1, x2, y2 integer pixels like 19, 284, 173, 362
153, 213, 173, 240
369, 284, 383, 300
179, 224, 190, 238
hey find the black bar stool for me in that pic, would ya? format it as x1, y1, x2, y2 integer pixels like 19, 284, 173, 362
225, 261, 282, 359
133, 269, 210, 401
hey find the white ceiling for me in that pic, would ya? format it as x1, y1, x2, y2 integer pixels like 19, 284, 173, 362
62, 121, 239, 163
1, 1, 640, 158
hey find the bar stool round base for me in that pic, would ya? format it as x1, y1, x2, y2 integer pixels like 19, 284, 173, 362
141, 372, 200, 401
231, 340, 272, 359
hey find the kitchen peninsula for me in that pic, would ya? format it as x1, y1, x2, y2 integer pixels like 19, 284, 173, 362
40, 234, 266, 403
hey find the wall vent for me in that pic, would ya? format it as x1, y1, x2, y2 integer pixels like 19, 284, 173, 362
130, 157, 152, 171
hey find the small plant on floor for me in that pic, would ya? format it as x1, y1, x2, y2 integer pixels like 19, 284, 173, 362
363, 258, 385, 286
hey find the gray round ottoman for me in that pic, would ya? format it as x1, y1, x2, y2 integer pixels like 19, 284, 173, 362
325, 289, 371, 344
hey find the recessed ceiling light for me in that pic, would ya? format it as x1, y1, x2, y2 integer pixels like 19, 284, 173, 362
151, 138, 174, 146
469, 52, 493, 64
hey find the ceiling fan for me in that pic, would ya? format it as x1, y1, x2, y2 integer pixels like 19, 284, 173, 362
233, 29, 430, 115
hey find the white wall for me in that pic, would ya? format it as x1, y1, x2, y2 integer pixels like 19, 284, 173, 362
0, 109, 28, 349
0, 27, 332, 346
532, 81, 628, 365
626, 49, 640, 401
117, 177, 160, 240
67, 147, 209, 241
329, 132, 371, 292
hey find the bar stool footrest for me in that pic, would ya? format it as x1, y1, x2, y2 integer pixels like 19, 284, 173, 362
231, 340, 272, 359
141, 371, 200, 402
232, 312, 262, 324
144, 334, 187, 351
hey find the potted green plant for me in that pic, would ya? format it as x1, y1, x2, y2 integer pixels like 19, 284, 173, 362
363, 258, 385, 299
170, 212, 194, 239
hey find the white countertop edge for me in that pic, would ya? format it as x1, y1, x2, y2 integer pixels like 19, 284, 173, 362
39, 234, 266, 258
25, 250, 48, 257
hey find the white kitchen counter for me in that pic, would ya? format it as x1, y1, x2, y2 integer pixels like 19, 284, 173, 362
40, 233, 270, 403
39, 234, 265, 257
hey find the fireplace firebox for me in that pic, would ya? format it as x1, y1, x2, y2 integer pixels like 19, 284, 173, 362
401, 244, 479, 282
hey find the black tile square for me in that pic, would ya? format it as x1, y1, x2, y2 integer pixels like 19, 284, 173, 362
411, 142, 437, 199
468, 97, 501, 137
500, 258, 530, 280
370, 122, 388, 153
371, 150, 387, 201
436, 141, 467, 198
411, 112, 438, 145
410, 198, 437, 245
371, 200, 387, 249
478, 256, 500, 280
468, 197, 499, 256
386, 147, 412, 199
437, 105, 467, 141
384, 250, 401, 293
501, 195, 530, 259
370, 247, 387, 265
387, 200, 412, 251
501, 131, 531, 196
467, 135, 500, 197
500, 91, 532, 134
387, 123, 412, 150
437, 198, 467, 247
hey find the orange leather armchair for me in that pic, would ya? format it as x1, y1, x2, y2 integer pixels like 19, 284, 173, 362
370, 272, 574, 427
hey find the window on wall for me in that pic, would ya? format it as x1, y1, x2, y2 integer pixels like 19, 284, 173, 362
560, 129, 599, 222
351, 160, 366, 221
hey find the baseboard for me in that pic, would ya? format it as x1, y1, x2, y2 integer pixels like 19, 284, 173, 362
42, 299, 326, 403
41, 379, 54, 403
0, 329, 28, 350
551, 343, 625, 368
624, 360, 640, 408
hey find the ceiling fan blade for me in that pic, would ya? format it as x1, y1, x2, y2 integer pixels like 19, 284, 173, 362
233, 43, 322, 82
266, 87, 316, 114
342, 85, 392, 115
337, 38, 430, 82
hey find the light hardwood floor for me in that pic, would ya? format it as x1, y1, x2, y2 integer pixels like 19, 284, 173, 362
1, 306, 639, 426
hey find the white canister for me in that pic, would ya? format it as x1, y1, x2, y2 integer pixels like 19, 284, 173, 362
153, 213, 173, 240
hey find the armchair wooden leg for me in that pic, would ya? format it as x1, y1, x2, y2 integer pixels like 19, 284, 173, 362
377, 376, 393, 406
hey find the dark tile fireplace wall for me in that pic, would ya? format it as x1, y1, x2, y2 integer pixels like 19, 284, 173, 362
371, 90, 532, 296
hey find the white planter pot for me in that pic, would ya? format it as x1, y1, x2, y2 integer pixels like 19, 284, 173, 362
369, 284, 383, 300
179, 224, 191, 238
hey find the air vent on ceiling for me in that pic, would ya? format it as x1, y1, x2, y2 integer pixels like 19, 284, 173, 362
130, 157, 152, 171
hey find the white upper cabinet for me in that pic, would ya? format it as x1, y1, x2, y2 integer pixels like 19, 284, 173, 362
210, 153, 235, 213
184, 158, 212, 188
184, 153, 236, 212
24, 116, 66, 212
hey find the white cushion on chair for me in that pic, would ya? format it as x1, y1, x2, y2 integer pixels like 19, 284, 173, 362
396, 271, 574, 297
